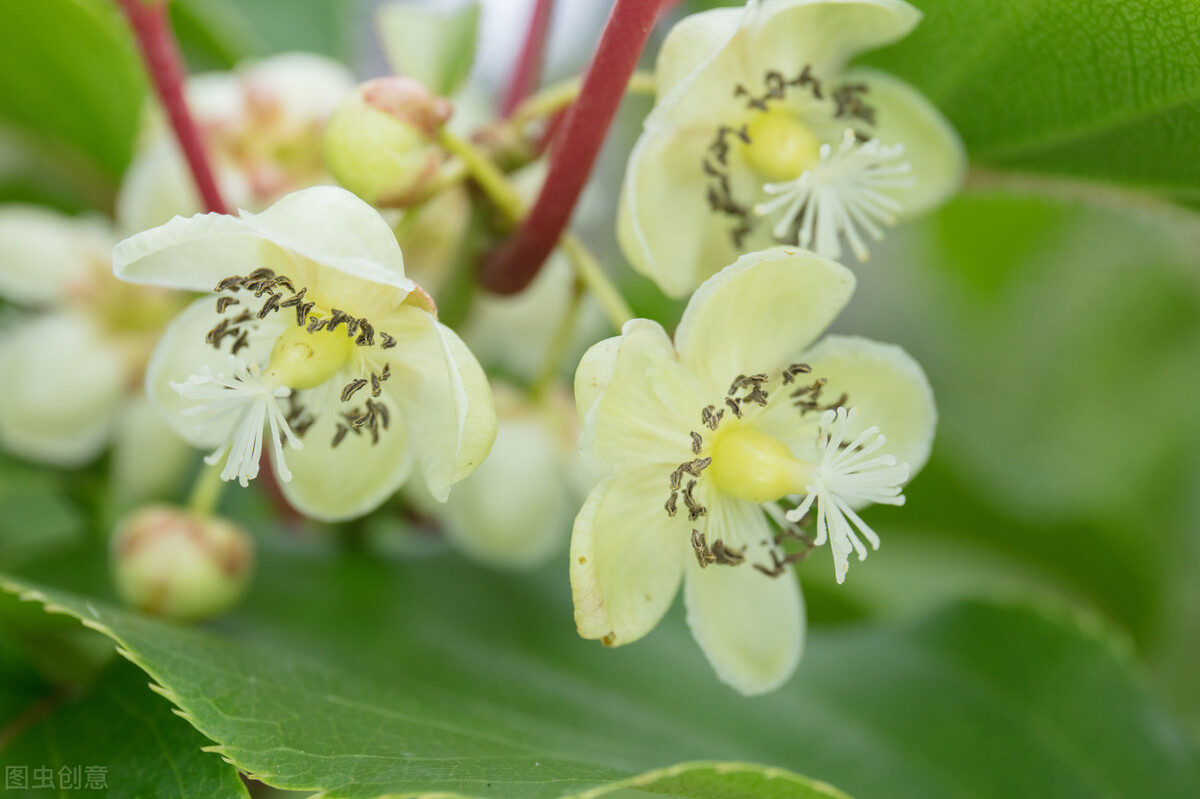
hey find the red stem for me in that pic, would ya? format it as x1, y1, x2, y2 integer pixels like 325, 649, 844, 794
117, 0, 228, 215
482, 0, 662, 294
500, 0, 556, 118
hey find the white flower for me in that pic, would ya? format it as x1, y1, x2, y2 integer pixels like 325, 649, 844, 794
619, 0, 964, 297
570, 248, 936, 694
117, 53, 355, 232
114, 186, 497, 522
0, 205, 184, 469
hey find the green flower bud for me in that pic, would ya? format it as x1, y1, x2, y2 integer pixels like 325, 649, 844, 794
323, 76, 452, 207
109, 505, 253, 620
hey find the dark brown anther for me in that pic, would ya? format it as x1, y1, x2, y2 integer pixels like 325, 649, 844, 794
247, 268, 275, 280
205, 319, 230, 347
273, 275, 295, 293
690, 431, 703, 455
279, 287, 307, 307
711, 539, 746, 566
215, 296, 239, 313
701, 405, 724, 431
379, 363, 390, 381
331, 424, 350, 448
295, 301, 314, 327
257, 293, 282, 318
340, 379, 368, 402
725, 397, 743, 418
355, 319, 375, 346
745, 387, 769, 407
327, 309, 347, 331
351, 403, 376, 429
682, 457, 712, 477
214, 276, 244, 292
342, 316, 359, 337
380, 332, 397, 349
370, 373, 382, 397
231, 330, 249, 355
665, 493, 678, 517
781, 363, 812, 384
374, 401, 389, 429
307, 316, 327, 333
669, 466, 684, 493
692, 529, 714, 568
683, 480, 706, 521
249, 279, 276, 297
795, 64, 823, 99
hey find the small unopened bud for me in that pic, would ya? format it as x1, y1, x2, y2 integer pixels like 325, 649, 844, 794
323, 76, 452, 206
109, 505, 253, 620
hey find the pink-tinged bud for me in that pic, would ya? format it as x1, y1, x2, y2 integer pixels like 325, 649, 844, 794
323, 76, 453, 207
109, 505, 253, 620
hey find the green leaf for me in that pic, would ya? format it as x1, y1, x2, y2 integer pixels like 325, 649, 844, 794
376, 1, 481, 96
0, 650, 248, 798
2, 546, 1195, 799
0, 457, 85, 568
0, 0, 145, 182
862, 0, 1200, 198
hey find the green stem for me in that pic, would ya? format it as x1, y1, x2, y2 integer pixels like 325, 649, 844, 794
437, 128, 525, 224
187, 462, 226, 517
532, 276, 584, 396
440, 127, 633, 330
561, 234, 633, 331
511, 70, 657, 127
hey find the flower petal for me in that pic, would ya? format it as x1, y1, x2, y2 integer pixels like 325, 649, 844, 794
276, 379, 415, 522
579, 319, 705, 476
844, 67, 965, 217
618, 123, 746, 298
684, 544, 805, 696
0, 313, 124, 466
145, 297, 285, 447
242, 185, 412, 291
751, 0, 921, 77
379, 306, 495, 502
799, 334, 937, 474
0, 206, 112, 305
113, 210, 271, 292
574, 334, 621, 424
654, 5, 745, 100
570, 474, 687, 646
114, 186, 414, 298
674, 248, 856, 393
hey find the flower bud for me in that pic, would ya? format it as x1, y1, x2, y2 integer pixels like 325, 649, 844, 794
109, 506, 253, 620
323, 76, 452, 207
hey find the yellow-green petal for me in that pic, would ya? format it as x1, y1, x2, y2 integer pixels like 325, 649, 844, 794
570, 475, 687, 646
580, 319, 705, 475
379, 306, 496, 502
843, 67, 965, 217
674, 249, 856, 394
751, 0, 921, 77
683, 502, 804, 696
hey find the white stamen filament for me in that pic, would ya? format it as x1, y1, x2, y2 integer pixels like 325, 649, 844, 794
172, 356, 303, 487
784, 406, 909, 584
752, 129, 913, 261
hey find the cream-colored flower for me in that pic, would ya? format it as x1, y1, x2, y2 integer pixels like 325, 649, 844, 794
114, 186, 496, 522
117, 53, 355, 232
619, 0, 964, 297
0, 205, 183, 468
570, 248, 935, 694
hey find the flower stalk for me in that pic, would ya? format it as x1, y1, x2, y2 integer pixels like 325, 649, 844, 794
117, 0, 228, 215
482, 0, 662, 295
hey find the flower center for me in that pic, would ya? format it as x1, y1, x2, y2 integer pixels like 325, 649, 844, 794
264, 323, 355, 391
742, 109, 821, 183
707, 423, 811, 503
